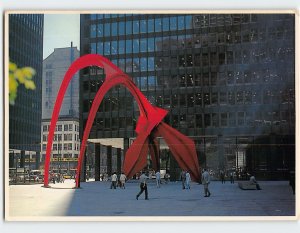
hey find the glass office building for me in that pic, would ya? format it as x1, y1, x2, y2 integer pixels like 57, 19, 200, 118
80, 14, 295, 180
9, 14, 44, 170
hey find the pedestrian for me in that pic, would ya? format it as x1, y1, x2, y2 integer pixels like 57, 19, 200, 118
51, 171, 55, 184
110, 172, 118, 189
230, 171, 234, 184
136, 171, 149, 200
164, 172, 170, 184
202, 168, 211, 197
185, 170, 191, 189
220, 170, 225, 184
249, 175, 262, 190
289, 170, 295, 195
155, 170, 161, 188
180, 170, 186, 189
119, 172, 127, 189
60, 173, 65, 183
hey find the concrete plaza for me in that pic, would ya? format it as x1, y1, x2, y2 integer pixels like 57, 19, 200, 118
8, 179, 296, 218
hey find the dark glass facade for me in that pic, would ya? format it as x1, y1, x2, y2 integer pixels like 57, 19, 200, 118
9, 14, 44, 152
80, 14, 295, 180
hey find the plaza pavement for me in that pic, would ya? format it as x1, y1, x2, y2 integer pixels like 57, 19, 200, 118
8, 178, 296, 218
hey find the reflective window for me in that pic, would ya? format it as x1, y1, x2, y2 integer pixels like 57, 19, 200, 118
119, 59, 125, 72
97, 42, 103, 55
170, 17, 177, 30
126, 59, 132, 72
140, 20, 147, 33
104, 41, 110, 55
119, 40, 125, 54
178, 16, 185, 30
148, 38, 154, 52
98, 14, 103, 19
126, 21, 132, 34
163, 17, 169, 31
91, 43, 96, 53
91, 14, 97, 20
133, 20, 139, 34
104, 23, 110, 36
148, 57, 154, 71
140, 38, 147, 52
148, 76, 156, 90
185, 16, 192, 29
141, 77, 147, 90
148, 19, 154, 32
155, 37, 162, 51
111, 41, 118, 55
140, 58, 147, 71
97, 24, 103, 37
118, 22, 125, 35
126, 40, 132, 53
133, 58, 139, 72
133, 39, 139, 53
90, 24, 96, 38
111, 22, 118, 36
155, 18, 162, 32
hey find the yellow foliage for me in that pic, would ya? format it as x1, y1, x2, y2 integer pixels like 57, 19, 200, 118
9, 61, 36, 105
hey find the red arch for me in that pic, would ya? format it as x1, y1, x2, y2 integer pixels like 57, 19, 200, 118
43, 54, 201, 188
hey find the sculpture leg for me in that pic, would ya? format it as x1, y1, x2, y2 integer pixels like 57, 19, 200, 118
156, 122, 201, 182
123, 132, 149, 179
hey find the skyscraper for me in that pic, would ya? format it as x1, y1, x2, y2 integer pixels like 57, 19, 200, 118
80, 14, 295, 180
9, 14, 44, 169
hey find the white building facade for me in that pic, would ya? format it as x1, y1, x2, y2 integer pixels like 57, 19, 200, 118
41, 45, 80, 174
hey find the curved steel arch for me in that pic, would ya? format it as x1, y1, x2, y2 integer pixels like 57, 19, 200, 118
43, 54, 201, 188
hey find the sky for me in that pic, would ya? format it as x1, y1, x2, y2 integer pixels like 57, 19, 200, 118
43, 14, 80, 59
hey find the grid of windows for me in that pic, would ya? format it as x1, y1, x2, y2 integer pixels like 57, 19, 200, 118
81, 14, 295, 176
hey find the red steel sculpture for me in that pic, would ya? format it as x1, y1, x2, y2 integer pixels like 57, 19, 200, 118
43, 54, 201, 188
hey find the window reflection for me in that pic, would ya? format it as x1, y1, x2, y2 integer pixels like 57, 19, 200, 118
97, 24, 103, 37
111, 22, 118, 36
140, 20, 147, 33
155, 18, 162, 32
119, 40, 125, 54
90, 24, 96, 38
133, 39, 139, 53
104, 41, 110, 55
126, 40, 132, 53
133, 20, 139, 34
148, 19, 154, 32
104, 23, 110, 36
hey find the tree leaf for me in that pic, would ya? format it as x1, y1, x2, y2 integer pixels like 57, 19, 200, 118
22, 67, 36, 79
9, 62, 17, 72
24, 80, 36, 90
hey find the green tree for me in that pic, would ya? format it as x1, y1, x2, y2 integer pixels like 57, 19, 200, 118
9, 61, 36, 105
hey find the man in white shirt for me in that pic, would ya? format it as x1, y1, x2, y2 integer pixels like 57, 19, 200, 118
119, 172, 127, 189
110, 172, 118, 189
185, 171, 191, 189
155, 171, 161, 188
202, 168, 211, 197
136, 171, 149, 200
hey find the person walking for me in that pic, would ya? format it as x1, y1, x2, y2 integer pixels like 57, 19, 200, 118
230, 171, 234, 184
220, 170, 225, 184
119, 172, 127, 189
180, 170, 186, 189
202, 168, 211, 197
289, 170, 295, 195
136, 171, 149, 200
110, 172, 118, 189
155, 171, 161, 188
185, 170, 191, 189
